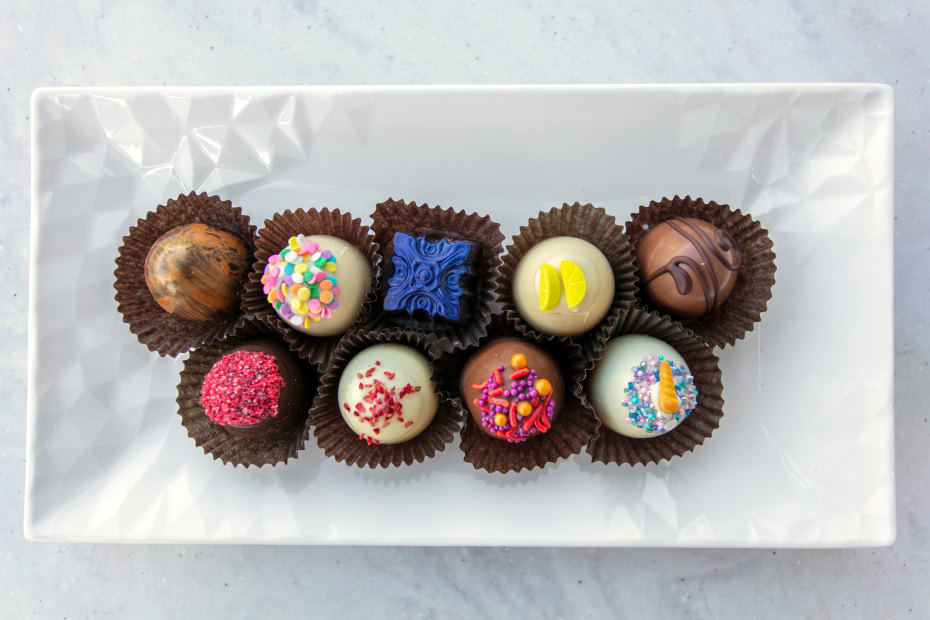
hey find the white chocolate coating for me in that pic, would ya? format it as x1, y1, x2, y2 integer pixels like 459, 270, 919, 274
337, 343, 439, 445
588, 334, 692, 439
266, 235, 371, 337
512, 236, 615, 336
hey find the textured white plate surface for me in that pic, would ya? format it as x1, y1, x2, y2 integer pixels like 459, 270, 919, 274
26, 85, 894, 546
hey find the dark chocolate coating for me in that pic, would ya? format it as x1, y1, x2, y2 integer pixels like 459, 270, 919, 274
459, 337, 564, 441
144, 223, 251, 323
636, 217, 741, 319
215, 339, 312, 439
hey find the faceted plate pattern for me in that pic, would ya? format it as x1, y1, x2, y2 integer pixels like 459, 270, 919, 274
26, 85, 894, 545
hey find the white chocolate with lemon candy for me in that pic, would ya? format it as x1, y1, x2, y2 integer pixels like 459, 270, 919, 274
337, 343, 439, 445
512, 236, 614, 336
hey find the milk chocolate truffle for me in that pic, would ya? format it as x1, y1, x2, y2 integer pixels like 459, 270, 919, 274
200, 339, 311, 439
511, 236, 614, 336
144, 223, 251, 322
588, 334, 697, 438
262, 234, 372, 337
460, 338, 564, 443
337, 343, 439, 445
637, 217, 741, 319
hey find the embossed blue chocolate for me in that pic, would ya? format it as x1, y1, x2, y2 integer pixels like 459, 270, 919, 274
384, 231, 473, 321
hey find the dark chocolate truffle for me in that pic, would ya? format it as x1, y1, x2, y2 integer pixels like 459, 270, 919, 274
636, 217, 741, 319
460, 338, 564, 443
144, 223, 251, 322
200, 339, 311, 439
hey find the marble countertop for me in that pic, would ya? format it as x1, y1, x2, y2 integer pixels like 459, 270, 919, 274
3, 2, 927, 617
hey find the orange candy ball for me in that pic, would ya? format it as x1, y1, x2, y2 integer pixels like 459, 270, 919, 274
535, 379, 552, 396
510, 352, 527, 370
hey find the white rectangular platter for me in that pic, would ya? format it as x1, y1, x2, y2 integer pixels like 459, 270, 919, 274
26, 85, 895, 546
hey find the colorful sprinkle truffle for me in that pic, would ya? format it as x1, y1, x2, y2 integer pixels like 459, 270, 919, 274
460, 338, 564, 443
337, 343, 439, 445
384, 231, 475, 321
261, 234, 371, 337
588, 334, 697, 439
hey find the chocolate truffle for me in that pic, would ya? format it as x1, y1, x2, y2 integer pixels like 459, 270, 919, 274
337, 343, 439, 445
200, 339, 311, 439
511, 236, 614, 336
144, 223, 251, 323
460, 338, 564, 443
384, 231, 476, 321
262, 234, 372, 337
588, 334, 697, 438
636, 217, 741, 319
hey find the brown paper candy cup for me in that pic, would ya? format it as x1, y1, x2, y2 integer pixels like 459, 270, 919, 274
585, 305, 724, 466
241, 208, 381, 367
367, 198, 505, 356
626, 195, 777, 348
177, 319, 319, 468
309, 328, 463, 468
434, 314, 599, 474
496, 202, 638, 366
114, 192, 256, 357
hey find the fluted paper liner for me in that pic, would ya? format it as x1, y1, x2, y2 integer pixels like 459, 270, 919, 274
309, 328, 463, 468
626, 195, 776, 348
114, 192, 256, 357
368, 198, 505, 356
177, 319, 319, 468
434, 314, 598, 474
496, 202, 638, 366
241, 208, 381, 366
586, 306, 724, 466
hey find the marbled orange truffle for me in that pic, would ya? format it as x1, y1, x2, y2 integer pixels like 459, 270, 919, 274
144, 223, 251, 322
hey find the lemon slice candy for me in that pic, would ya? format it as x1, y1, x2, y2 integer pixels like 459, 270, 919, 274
538, 263, 561, 311
560, 260, 586, 308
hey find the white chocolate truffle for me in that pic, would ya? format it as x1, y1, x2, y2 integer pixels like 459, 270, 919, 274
512, 236, 614, 336
588, 334, 697, 438
337, 343, 439, 445
262, 234, 371, 337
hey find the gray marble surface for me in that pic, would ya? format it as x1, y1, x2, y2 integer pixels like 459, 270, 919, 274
2, 1, 927, 617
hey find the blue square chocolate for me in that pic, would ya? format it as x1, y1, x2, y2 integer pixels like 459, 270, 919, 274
384, 231, 473, 321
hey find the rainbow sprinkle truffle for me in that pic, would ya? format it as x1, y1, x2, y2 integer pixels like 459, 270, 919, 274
263, 235, 341, 326
260, 234, 372, 337
621, 353, 697, 435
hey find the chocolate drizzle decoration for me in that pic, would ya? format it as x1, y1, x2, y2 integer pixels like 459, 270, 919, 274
639, 217, 742, 319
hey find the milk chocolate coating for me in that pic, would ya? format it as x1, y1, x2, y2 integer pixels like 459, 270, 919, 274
144, 223, 251, 323
637, 217, 741, 319
216, 339, 312, 439
460, 338, 564, 441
